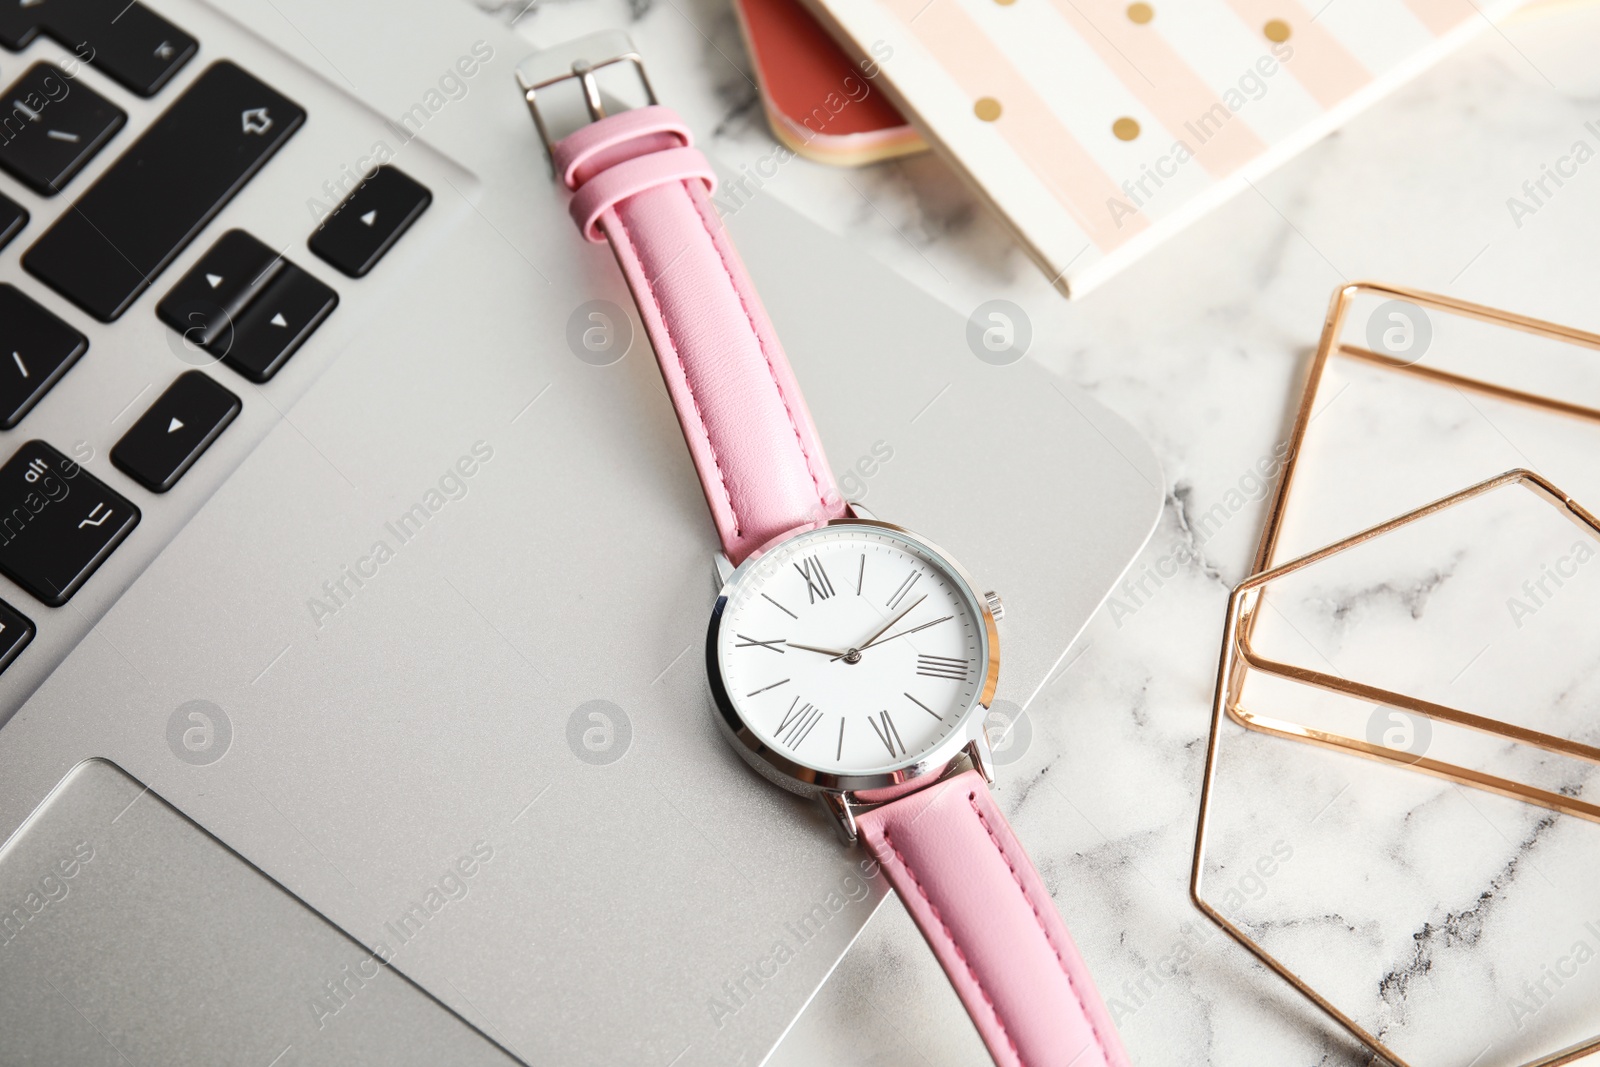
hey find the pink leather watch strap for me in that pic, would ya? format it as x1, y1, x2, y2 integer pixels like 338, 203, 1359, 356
553, 106, 846, 563
858, 770, 1130, 1067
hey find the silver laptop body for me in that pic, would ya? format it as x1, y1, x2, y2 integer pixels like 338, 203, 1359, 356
0, 1, 1162, 1062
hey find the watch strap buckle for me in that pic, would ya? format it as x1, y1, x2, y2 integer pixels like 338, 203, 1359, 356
515, 31, 658, 167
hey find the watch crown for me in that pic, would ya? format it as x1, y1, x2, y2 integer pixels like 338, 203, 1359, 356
983, 590, 1004, 621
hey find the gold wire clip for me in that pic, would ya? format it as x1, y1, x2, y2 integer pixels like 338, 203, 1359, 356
1191, 282, 1600, 1067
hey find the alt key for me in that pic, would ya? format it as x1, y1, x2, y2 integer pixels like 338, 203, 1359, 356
0, 441, 139, 607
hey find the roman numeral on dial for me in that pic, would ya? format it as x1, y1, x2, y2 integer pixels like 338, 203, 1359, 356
795, 555, 836, 602
916, 654, 969, 680
777, 697, 824, 750
762, 593, 798, 619
734, 634, 786, 654
887, 569, 921, 609
867, 709, 906, 758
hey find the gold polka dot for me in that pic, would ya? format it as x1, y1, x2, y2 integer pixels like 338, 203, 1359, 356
973, 97, 1003, 122
1112, 116, 1140, 141
1126, 2, 1153, 23
1263, 18, 1291, 41
994, 0, 1018, 6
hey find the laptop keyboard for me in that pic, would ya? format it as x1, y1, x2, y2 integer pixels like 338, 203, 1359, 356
0, 1, 432, 671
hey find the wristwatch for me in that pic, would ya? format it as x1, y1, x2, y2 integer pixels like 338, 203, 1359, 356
518, 34, 1129, 1067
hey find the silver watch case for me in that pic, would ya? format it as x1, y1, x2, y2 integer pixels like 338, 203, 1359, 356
705, 516, 1002, 814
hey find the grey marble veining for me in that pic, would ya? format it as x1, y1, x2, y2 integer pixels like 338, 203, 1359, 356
489, 1, 1600, 1062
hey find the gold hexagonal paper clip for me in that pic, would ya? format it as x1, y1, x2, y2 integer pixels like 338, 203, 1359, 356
1253, 281, 1600, 585
1190, 282, 1600, 1067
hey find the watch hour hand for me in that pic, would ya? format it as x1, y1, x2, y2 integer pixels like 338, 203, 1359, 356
786, 641, 853, 657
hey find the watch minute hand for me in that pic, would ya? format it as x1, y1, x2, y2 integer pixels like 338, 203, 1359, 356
857, 614, 954, 652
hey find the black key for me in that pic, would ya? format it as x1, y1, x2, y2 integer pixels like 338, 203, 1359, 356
155, 231, 334, 382
221, 264, 337, 383
0, 190, 24, 250
0, 440, 138, 606
0, 596, 33, 674
0, 62, 126, 196
0, 285, 87, 429
0, 0, 197, 97
111, 371, 239, 492
157, 229, 284, 350
24, 61, 305, 322
309, 166, 431, 278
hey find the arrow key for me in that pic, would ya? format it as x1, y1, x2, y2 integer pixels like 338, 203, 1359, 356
222, 264, 337, 383
156, 229, 284, 351
309, 165, 431, 278
111, 370, 240, 493
0, 62, 126, 196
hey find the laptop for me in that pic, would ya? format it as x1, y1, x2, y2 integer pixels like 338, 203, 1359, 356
0, 1, 1162, 1063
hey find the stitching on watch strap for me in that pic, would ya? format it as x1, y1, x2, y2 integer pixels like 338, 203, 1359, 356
879, 825, 1022, 1062
604, 201, 743, 538
685, 184, 834, 522
969, 790, 1113, 1065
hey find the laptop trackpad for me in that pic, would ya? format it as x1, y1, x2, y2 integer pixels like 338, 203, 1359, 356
0, 759, 517, 1067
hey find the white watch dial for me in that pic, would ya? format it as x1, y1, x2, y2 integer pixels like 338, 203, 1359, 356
714, 524, 990, 776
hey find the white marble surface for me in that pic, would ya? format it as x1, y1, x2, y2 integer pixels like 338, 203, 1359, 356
482, 1, 1600, 1062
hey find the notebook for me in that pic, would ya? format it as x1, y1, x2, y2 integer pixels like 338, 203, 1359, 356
799, 0, 1529, 296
